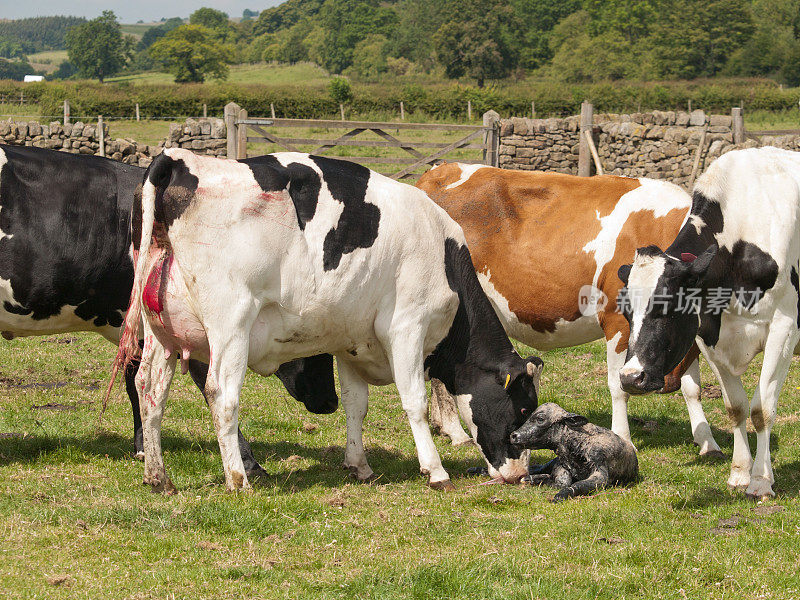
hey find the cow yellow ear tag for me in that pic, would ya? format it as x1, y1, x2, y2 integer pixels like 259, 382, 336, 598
504, 373, 511, 389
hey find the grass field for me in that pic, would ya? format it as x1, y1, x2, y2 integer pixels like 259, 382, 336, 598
25, 50, 68, 74
1, 330, 799, 599
106, 63, 332, 87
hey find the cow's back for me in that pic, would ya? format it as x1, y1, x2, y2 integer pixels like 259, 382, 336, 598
416, 163, 690, 350
0, 144, 142, 338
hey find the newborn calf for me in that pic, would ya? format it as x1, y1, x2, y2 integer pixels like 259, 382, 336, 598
510, 403, 638, 502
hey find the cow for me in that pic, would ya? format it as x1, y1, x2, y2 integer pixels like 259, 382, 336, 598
0, 144, 336, 478
617, 146, 800, 499
415, 163, 720, 457
117, 149, 542, 493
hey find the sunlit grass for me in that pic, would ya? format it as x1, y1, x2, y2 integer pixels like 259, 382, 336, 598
1, 332, 799, 598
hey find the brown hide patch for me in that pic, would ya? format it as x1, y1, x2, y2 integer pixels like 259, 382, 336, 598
595, 206, 690, 353
417, 165, 641, 333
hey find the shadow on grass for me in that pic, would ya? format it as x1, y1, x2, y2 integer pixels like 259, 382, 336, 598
0, 431, 479, 491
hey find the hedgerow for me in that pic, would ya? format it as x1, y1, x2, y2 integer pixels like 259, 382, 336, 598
1, 78, 798, 120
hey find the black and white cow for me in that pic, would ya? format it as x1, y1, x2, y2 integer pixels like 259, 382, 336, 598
0, 144, 336, 476
617, 147, 800, 499
118, 149, 542, 493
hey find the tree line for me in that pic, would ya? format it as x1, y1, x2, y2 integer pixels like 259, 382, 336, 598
2, 2, 799, 87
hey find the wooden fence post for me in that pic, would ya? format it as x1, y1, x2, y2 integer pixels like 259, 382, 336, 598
63, 100, 70, 125
731, 107, 744, 144
224, 102, 240, 159
135, 103, 140, 121
237, 107, 248, 159
340, 103, 345, 121
270, 103, 276, 119
578, 100, 593, 177
467, 100, 472, 121
400, 101, 405, 121
203, 103, 208, 118
531, 101, 535, 118
98, 115, 105, 157
482, 110, 500, 167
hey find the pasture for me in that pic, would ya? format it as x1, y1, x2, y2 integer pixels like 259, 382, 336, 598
1, 333, 799, 599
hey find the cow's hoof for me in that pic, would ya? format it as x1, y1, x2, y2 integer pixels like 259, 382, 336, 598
346, 465, 376, 482
699, 449, 726, 461
246, 465, 269, 481
745, 477, 775, 500
727, 469, 751, 491
429, 479, 456, 492
133, 451, 145, 461
150, 478, 177, 495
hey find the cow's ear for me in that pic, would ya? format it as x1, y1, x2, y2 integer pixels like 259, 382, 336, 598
525, 357, 544, 395
562, 413, 589, 428
689, 243, 717, 279
500, 357, 540, 391
618, 264, 632, 285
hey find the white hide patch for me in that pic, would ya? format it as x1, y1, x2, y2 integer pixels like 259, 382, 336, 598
620, 355, 644, 377
445, 164, 489, 190
626, 253, 667, 344
582, 178, 690, 288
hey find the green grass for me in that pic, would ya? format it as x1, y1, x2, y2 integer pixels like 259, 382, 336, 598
26, 50, 68, 74
1, 332, 799, 599
120, 23, 158, 39
106, 62, 332, 87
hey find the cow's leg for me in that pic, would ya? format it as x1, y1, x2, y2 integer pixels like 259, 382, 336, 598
204, 336, 251, 492
187, 359, 267, 479
429, 378, 472, 446
553, 469, 608, 503
680, 359, 723, 458
388, 330, 453, 490
605, 333, 633, 444
136, 334, 177, 494
746, 316, 799, 499
336, 359, 374, 482
704, 360, 752, 490
125, 357, 144, 459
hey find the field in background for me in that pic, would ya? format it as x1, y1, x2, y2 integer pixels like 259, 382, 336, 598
106, 63, 332, 87
1, 333, 799, 599
26, 50, 69, 74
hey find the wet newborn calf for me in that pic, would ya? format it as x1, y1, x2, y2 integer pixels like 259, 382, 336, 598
510, 403, 638, 502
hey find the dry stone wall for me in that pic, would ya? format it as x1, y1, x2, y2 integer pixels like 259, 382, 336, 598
0, 116, 228, 167
498, 110, 800, 187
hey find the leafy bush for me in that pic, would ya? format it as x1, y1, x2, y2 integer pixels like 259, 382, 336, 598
9, 78, 798, 121
328, 76, 353, 104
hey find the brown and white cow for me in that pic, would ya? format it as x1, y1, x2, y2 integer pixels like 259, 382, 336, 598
417, 163, 721, 457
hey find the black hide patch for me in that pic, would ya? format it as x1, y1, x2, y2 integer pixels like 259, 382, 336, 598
310, 156, 380, 271
274, 354, 339, 414
148, 154, 199, 231
425, 238, 536, 469
0, 144, 140, 327
791, 266, 800, 328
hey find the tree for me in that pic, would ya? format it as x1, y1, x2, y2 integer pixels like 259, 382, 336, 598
509, 0, 581, 69
318, 0, 398, 73
138, 17, 183, 51
149, 24, 233, 83
433, 0, 518, 87
65, 11, 132, 82
349, 34, 389, 78
190, 8, 232, 40
648, 0, 754, 79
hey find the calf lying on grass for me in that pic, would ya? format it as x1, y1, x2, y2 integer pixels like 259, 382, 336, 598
510, 403, 638, 502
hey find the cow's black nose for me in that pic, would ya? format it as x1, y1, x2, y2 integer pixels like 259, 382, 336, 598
620, 371, 656, 395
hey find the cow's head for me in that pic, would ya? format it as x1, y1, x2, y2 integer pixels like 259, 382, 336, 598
617, 244, 717, 395
509, 403, 589, 449
455, 355, 543, 482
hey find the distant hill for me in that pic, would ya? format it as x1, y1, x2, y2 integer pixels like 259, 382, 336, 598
0, 16, 86, 53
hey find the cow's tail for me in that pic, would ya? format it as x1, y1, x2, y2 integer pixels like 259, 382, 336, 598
104, 158, 164, 415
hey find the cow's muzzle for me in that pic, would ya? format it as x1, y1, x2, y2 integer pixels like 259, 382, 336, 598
620, 371, 663, 395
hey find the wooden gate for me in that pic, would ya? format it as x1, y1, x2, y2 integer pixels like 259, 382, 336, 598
224, 102, 499, 180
